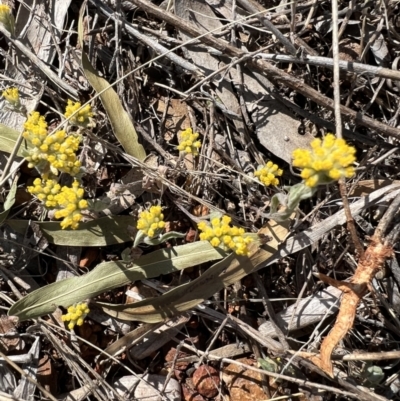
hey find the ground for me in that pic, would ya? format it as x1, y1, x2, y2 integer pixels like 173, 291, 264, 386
1, 0, 400, 400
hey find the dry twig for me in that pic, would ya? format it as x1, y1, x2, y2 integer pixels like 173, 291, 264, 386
307, 193, 400, 376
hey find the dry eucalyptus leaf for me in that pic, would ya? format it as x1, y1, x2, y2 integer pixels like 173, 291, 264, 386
156, 98, 191, 142
114, 374, 181, 401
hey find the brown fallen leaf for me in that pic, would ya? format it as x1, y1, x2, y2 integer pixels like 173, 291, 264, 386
192, 365, 220, 399
222, 358, 268, 401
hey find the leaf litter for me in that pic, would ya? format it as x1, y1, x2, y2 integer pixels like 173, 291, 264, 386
1, 1, 400, 400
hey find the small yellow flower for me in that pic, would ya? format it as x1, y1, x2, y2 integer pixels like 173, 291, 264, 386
177, 128, 201, 156
61, 302, 90, 330
23, 111, 48, 142
64, 100, 94, 127
137, 205, 166, 238
198, 215, 253, 256
54, 180, 88, 230
254, 161, 283, 186
27, 178, 61, 208
46, 131, 82, 176
23, 111, 82, 176
27, 179, 88, 229
2, 87, 20, 107
292, 134, 356, 187
0, 4, 15, 35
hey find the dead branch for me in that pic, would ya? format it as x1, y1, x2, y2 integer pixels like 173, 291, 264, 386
257, 53, 400, 82
309, 193, 400, 377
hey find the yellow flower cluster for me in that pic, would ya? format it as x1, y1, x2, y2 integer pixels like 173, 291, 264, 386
53, 181, 88, 229
0, 4, 14, 35
23, 111, 48, 140
64, 100, 93, 127
23, 112, 81, 176
177, 128, 201, 156
61, 302, 90, 330
27, 178, 61, 208
198, 216, 253, 256
46, 131, 81, 175
137, 205, 166, 238
28, 179, 88, 229
254, 161, 283, 186
2, 87, 19, 107
292, 134, 356, 187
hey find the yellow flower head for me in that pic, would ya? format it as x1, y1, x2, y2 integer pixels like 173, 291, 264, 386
254, 161, 283, 186
292, 134, 356, 187
45, 131, 82, 176
137, 205, 166, 238
23, 111, 48, 143
23, 112, 81, 176
0, 4, 14, 35
64, 100, 94, 127
2, 87, 20, 107
177, 128, 201, 156
53, 180, 88, 229
28, 179, 88, 229
27, 178, 61, 208
198, 215, 253, 256
61, 302, 90, 330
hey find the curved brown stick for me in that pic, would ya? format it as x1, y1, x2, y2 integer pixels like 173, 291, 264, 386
315, 239, 393, 376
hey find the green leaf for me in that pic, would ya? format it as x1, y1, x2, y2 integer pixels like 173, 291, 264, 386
286, 183, 316, 210
133, 229, 147, 247
95, 220, 290, 323
258, 357, 279, 373
77, 7, 146, 161
140, 231, 186, 246
0, 123, 27, 156
8, 241, 224, 321
6, 216, 137, 246
0, 176, 18, 226
269, 183, 316, 222
361, 364, 384, 386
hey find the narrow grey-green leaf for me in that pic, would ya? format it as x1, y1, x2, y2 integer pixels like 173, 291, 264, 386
141, 231, 186, 246
0, 176, 18, 226
6, 216, 136, 246
81, 53, 146, 160
0, 123, 27, 156
95, 220, 290, 323
8, 241, 224, 321
77, 6, 146, 161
